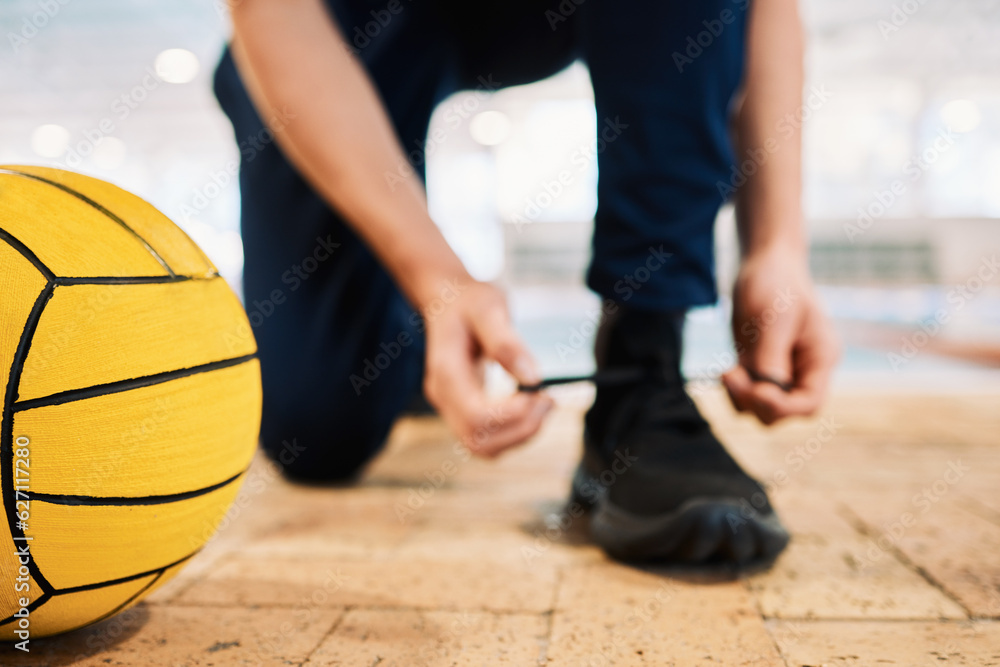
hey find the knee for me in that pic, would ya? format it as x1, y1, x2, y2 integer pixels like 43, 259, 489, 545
259, 412, 390, 484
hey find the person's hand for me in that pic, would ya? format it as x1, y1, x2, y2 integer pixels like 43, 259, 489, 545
722, 243, 840, 424
421, 280, 554, 457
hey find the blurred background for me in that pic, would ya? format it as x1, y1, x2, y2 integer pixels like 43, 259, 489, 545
2, 0, 999, 392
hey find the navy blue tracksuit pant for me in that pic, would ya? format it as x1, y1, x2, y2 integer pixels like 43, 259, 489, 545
213, 0, 750, 480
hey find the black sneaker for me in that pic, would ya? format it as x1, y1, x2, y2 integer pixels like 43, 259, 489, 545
572, 307, 789, 565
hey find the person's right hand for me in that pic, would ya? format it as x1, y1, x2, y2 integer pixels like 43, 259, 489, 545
421, 280, 554, 458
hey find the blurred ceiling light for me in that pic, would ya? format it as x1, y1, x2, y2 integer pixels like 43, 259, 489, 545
940, 99, 981, 133
92, 137, 127, 170
31, 124, 70, 158
469, 110, 512, 146
155, 48, 200, 84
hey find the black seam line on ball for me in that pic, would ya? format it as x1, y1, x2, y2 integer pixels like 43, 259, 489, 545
2, 283, 56, 595
28, 470, 245, 507
0, 592, 52, 627
12, 354, 258, 413
11, 572, 161, 637
0, 168, 177, 278
0, 226, 56, 282
77, 570, 165, 632
53, 551, 199, 595
54, 273, 220, 285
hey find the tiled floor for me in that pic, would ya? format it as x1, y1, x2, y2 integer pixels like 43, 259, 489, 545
4, 389, 1000, 666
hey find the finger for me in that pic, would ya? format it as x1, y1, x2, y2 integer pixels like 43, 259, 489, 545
743, 383, 820, 424
794, 322, 841, 394
724, 365, 794, 423
423, 325, 494, 432
425, 318, 553, 455
721, 366, 754, 413
470, 305, 541, 385
779, 328, 840, 416
742, 323, 797, 388
429, 350, 552, 456
741, 341, 838, 424
742, 382, 792, 425
467, 393, 555, 458
460, 390, 534, 454
733, 312, 800, 423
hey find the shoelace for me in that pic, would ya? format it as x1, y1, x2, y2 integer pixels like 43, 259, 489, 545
517, 367, 792, 393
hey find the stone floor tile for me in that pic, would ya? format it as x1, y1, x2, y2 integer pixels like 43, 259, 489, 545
747, 533, 967, 619
0, 604, 341, 666
770, 619, 1000, 666
304, 609, 548, 666
548, 563, 784, 666
179, 557, 559, 613
844, 499, 1000, 618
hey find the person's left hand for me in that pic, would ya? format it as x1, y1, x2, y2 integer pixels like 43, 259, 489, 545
722, 243, 840, 424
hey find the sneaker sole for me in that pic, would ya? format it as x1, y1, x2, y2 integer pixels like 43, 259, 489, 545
568, 464, 605, 510
590, 495, 791, 564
